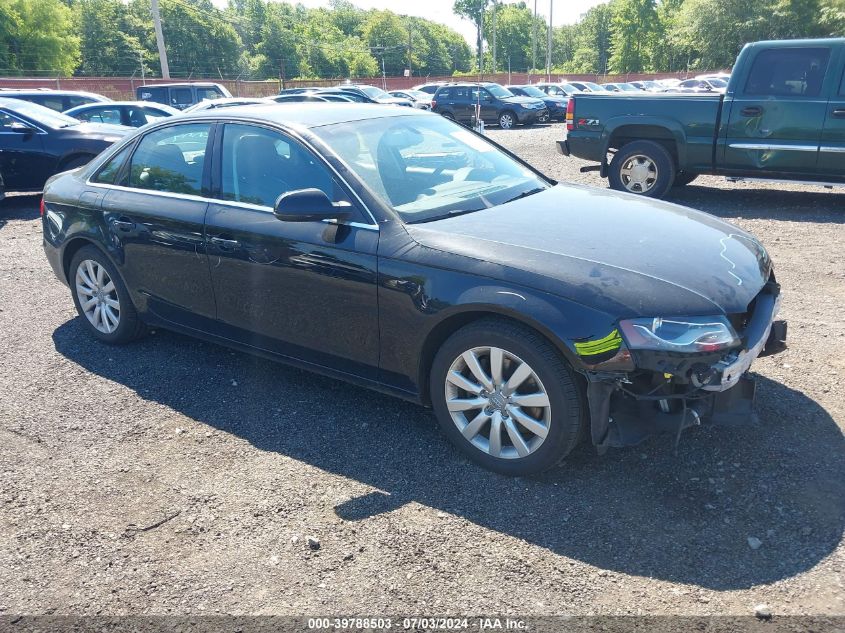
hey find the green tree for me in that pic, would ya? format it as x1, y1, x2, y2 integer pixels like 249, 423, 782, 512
566, 3, 612, 73
158, 0, 242, 77
609, 0, 658, 72
0, 0, 80, 75
485, 1, 533, 72
362, 10, 407, 75
454, 0, 490, 71
76, 0, 144, 76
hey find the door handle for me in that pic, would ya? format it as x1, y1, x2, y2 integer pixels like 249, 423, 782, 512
832, 109, 845, 118
210, 236, 240, 250
741, 106, 763, 117
111, 218, 135, 232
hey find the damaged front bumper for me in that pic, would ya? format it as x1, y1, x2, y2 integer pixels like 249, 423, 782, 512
585, 282, 788, 451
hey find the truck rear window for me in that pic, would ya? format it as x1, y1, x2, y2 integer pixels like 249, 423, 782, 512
745, 47, 830, 98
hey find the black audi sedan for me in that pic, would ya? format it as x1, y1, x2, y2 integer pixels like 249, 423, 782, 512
0, 98, 130, 197
41, 104, 786, 475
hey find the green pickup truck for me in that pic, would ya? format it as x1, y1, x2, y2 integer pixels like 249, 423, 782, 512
559, 38, 845, 198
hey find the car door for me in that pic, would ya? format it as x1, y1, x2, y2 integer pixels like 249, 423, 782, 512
818, 59, 845, 178
203, 122, 380, 377
0, 109, 47, 190
98, 122, 217, 326
722, 45, 832, 175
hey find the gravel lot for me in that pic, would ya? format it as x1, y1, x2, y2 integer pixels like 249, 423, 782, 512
1, 122, 843, 618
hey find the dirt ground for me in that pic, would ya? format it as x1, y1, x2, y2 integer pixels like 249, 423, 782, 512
0, 122, 843, 618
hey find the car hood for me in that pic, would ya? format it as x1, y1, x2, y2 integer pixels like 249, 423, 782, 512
502, 96, 544, 106
404, 184, 771, 317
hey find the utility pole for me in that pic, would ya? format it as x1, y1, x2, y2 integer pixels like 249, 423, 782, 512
545, 0, 553, 80
151, 0, 170, 79
532, 0, 537, 72
491, 0, 497, 75
408, 22, 413, 78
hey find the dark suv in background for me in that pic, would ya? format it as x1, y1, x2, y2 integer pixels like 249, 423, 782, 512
136, 82, 232, 110
431, 82, 547, 129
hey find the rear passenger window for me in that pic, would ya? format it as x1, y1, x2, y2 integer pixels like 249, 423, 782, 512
128, 123, 210, 195
745, 47, 830, 97
67, 96, 93, 109
437, 88, 451, 99
196, 87, 223, 101
93, 145, 132, 185
84, 107, 122, 125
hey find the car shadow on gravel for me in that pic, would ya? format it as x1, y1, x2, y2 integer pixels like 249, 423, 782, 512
53, 320, 844, 591
0, 193, 41, 230
665, 186, 845, 224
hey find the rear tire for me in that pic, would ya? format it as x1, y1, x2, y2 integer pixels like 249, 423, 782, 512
69, 245, 144, 345
498, 110, 516, 130
608, 140, 675, 198
430, 318, 585, 476
441, 111, 456, 121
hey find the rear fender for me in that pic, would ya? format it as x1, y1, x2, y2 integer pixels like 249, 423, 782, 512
602, 117, 688, 169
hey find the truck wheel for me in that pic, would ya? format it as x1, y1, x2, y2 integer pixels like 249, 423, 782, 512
609, 140, 675, 198
673, 171, 699, 187
441, 111, 456, 121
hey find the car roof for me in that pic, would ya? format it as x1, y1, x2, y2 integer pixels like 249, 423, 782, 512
175, 103, 425, 130
0, 89, 107, 98
140, 82, 224, 88
66, 100, 176, 109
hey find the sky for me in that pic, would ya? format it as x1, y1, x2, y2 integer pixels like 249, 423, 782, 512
208, 0, 609, 45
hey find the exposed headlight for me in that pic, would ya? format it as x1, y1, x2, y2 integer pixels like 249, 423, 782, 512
618, 316, 740, 353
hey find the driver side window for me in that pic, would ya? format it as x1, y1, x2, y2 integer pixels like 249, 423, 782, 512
218, 123, 354, 212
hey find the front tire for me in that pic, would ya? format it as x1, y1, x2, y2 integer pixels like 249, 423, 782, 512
608, 140, 675, 198
430, 318, 585, 476
69, 245, 144, 344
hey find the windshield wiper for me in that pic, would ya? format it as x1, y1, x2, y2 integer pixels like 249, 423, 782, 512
503, 187, 545, 204
410, 207, 486, 224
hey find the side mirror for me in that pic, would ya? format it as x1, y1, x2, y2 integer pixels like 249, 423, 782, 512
9, 121, 34, 134
274, 188, 352, 222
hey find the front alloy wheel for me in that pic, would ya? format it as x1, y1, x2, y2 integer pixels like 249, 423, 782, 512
430, 318, 585, 475
445, 347, 551, 459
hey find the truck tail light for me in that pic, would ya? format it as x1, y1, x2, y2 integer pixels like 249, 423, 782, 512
566, 98, 575, 131
431, 99, 437, 110
40, 197, 45, 217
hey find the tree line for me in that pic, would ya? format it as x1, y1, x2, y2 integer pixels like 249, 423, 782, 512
0, 0, 843, 79
0, 0, 472, 78
458, 0, 845, 75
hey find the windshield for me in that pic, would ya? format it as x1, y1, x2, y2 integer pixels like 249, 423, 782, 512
1, 98, 80, 128
517, 86, 546, 98
618, 83, 640, 91
584, 82, 604, 91
357, 85, 390, 99
486, 84, 514, 98
710, 78, 728, 88
561, 83, 579, 93
313, 115, 549, 223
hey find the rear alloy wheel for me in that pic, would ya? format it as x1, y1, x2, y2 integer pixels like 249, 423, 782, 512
69, 245, 144, 344
430, 318, 585, 476
608, 140, 675, 198
498, 111, 516, 129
